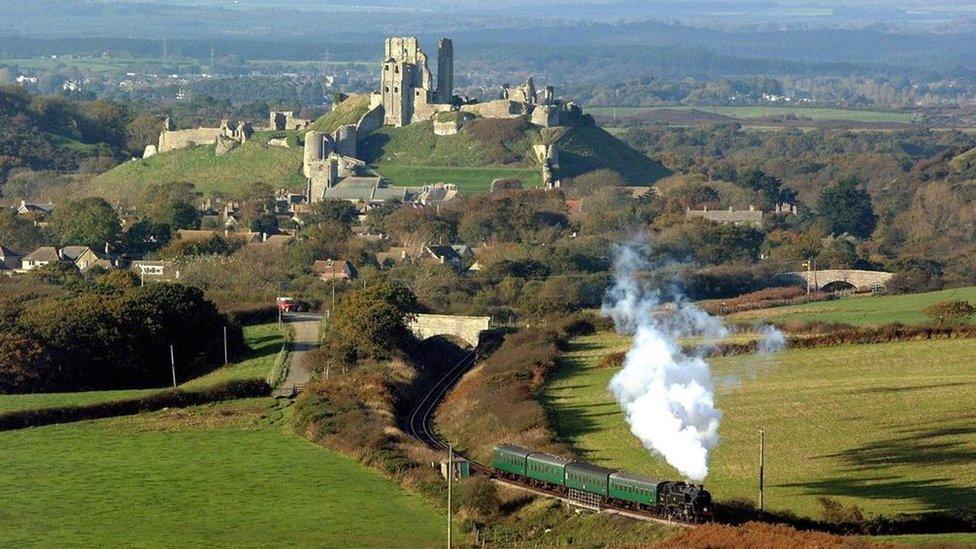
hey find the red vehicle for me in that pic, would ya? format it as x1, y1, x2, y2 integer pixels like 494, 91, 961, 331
276, 297, 302, 312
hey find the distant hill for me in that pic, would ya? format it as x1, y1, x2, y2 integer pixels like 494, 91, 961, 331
0, 86, 128, 185
90, 134, 305, 203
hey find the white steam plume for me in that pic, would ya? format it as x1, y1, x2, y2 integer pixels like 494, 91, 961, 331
602, 242, 725, 481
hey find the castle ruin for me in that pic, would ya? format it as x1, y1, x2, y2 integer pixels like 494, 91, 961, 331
377, 37, 456, 127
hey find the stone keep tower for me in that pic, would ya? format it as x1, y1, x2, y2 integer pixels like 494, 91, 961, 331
436, 38, 454, 104
381, 37, 454, 127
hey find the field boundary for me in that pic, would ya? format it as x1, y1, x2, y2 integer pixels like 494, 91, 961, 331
266, 324, 295, 388
0, 379, 269, 431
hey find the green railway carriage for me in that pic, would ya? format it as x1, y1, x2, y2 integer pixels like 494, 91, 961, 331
492, 445, 532, 477
525, 452, 571, 486
565, 462, 615, 496
608, 471, 665, 507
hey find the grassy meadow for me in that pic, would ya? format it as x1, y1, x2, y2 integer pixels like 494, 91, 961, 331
91, 140, 305, 202
0, 398, 446, 547
725, 286, 976, 327
547, 332, 976, 517
0, 323, 284, 414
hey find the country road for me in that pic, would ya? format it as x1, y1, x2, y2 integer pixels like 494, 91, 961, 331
281, 313, 322, 389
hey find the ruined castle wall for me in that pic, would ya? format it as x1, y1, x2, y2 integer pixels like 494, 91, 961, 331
531, 105, 561, 127
356, 104, 385, 141
158, 128, 224, 153
461, 100, 528, 119
334, 125, 357, 158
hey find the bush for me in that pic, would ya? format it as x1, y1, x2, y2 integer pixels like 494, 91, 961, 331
922, 299, 976, 326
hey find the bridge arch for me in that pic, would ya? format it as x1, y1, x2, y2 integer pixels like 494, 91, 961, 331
407, 313, 491, 348
786, 269, 893, 292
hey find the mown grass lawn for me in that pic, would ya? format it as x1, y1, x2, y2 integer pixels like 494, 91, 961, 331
871, 532, 976, 546
547, 333, 976, 517
375, 163, 542, 194
0, 323, 284, 414
725, 286, 976, 327
0, 399, 445, 547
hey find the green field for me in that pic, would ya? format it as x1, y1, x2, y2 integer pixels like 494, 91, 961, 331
547, 333, 976, 517
0, 398, 445, 547
587, 105, 916, 124
726, 286, 976, 326
375, 164, 542, 193
0, 323, 284, 414
91, 140, 305, 203
873, 533, 976, 546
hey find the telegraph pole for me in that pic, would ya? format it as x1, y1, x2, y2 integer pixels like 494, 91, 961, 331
170, 345, 177, 388
759, 428, 765, 515
447, 443, 453, 549
223, 326, 229, 365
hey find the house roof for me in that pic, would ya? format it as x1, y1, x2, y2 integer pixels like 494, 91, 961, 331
426, 245, 461, 261
311, 259, 355, 276
0, 244, 20, 259
686, 207, 763, 224
60, 246, 93, 261
338, 176, 383, 188
23, 246, 61, 263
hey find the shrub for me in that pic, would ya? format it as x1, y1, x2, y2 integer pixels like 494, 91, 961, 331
922, 299, 976, 326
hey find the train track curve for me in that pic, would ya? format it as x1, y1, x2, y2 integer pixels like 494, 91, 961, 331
403, 350, 693, 529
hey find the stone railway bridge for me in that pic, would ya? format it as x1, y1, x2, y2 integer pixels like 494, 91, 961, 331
786, 269, 893, 292
408, 313, 491, 347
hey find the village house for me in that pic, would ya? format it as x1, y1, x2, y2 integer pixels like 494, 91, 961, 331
20, 246, 61, 271
131, 260, 180, 283
16, 200, 54, 218
0, 244, 22, 274
312, 259, 357, 280
60, 245, 115, 271
685, 205, 764, 227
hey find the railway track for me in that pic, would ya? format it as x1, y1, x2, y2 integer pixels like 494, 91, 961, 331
404, 350, 696, 529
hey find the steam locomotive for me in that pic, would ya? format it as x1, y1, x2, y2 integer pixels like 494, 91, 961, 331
492, 444, 713, 523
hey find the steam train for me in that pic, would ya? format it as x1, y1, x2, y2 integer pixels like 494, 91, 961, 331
492, 444, 713, 523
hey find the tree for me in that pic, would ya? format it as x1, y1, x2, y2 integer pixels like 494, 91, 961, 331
326, 280, 418, 363
307, 199, 359, 226
124, 114, 163, 155
816, 178, 876, 238
140, 181, 201, 230
922, 300, 976, 326
49, 197, 120, 247
0, 332, 47, 393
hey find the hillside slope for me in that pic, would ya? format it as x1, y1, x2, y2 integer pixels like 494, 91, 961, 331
307, 94, 370, 134
362, 117, 669, 191
91, 138, 305, 203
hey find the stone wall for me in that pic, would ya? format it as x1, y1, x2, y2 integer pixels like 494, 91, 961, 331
158, 127, 224, 153
460, 100, 528, 119
787, 269, 894, 291
408, 313, 491, 347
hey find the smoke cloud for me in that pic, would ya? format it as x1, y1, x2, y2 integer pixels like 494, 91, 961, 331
602, 241, 781, 481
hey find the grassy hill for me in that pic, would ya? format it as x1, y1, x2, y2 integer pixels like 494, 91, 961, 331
307, 94, 370, 134
361, 116, 668, 193
90, 138, 306, 203
0, 398, 445, 546
549, 332, 976, 517
557, 125, 671, 184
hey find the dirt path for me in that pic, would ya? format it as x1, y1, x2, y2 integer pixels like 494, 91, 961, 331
281, 313, 322, 389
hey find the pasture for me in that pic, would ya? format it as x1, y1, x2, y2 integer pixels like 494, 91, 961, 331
0, 398, 445, 547
0, 323, 284, 414
725, 286, 976, 327
547, 332, 976, 517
